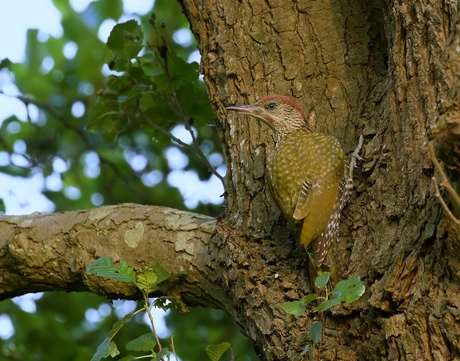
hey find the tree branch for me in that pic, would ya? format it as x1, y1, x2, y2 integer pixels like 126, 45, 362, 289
0, 204, 224, 305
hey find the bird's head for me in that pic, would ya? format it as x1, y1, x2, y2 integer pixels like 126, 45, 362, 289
226, 95, 314, 140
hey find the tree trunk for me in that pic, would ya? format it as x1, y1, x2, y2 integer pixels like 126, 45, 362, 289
181, 0, 460, 359
2, 0, 460, 360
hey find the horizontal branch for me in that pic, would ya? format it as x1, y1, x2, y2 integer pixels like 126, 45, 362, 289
0, 204, 227, 307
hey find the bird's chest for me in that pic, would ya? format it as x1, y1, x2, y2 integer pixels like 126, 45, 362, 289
266, 131, 343, 220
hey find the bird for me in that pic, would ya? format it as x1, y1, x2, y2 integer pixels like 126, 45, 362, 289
226, 94, 348, 273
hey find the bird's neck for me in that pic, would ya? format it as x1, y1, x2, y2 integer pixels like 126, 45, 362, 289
274, 127, 311, 146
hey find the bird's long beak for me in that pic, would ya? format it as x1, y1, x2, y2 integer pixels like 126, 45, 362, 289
226, 104, 257, 114
226, 104, 276, 133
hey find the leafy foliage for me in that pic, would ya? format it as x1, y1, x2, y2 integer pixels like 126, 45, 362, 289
86, 257, 137, 283
87, 257, 185, 361
283, 272, 365, 357
86, 257, 187, 293
0, 0, 223, 216
206, 342, 231, 361
86, 258, 255, 361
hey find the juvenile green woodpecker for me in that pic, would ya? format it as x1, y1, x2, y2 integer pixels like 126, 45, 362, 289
226, 95, 347, 269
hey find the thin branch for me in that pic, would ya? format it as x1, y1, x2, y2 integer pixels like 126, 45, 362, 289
142, 39, 225, 185
152, 44, 225, 186
431, 177, 460, 225
170, 335, 179, 361
136, 107, 225, 183
145, 294, 162, 350
428, 143, 460, 208
427, 143, 460, 226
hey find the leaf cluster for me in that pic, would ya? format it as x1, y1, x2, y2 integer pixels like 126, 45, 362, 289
282, 272, 365, 356
88, 19, 222, 183
0, 1, 224, 216
86, 257, 253, 361
87, 257, 187, 361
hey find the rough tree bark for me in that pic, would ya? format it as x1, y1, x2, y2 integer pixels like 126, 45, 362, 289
1, 0, 460, 360
182, 0, 460, 360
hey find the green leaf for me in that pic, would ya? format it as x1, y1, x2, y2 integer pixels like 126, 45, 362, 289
157, 347, 171, 359
108, 311, 137, 339
118, 356, 136, 361
282, 301, 306, 316
107, 20, 143, 59
300, 344, 310, 356
332, 276, 365, 303
153, 296, 188, 313
86, 256, 115, 274
206, 342, 231, 361
135, 268, 159, 293
87, 95, 130, 143
90, 338, 119, 361
118, 86, 145, 104
167, 53, 199, 85
301, 293, 319, 305
313, 298, 340, 313
309, 321, 323, 346
0, 58, 12, 70
150, 264, 173, 284
86, 257, 136, 283
314, 272, 331, 288
107, 341, 119, 358
118, 260, 137, 281
126, 332, 156, 352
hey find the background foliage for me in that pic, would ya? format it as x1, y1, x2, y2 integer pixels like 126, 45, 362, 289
0, 1, 256, 360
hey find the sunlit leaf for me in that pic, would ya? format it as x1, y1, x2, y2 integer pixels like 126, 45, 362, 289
300, 344, 310, 356
118, 260, 137, 281
135, 268, 159, 293
206, 342, 231, 361
150, 264, 173, 283
157, 347, 171, 359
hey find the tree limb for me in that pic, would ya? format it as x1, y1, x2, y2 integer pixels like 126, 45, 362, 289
0, 204, 223, 304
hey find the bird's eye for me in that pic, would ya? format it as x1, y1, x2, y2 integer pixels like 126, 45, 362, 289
266, 103, 276, 110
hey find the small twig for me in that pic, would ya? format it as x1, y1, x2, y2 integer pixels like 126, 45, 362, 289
137, 107, 225, 183
170, 335, 179, 361
157, 51, 225, 185
229, 346, 235, 361
428, 143, 460, 225
428, 144, 460, 207
144, 294, 162, 350
431, 177, 460, 225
